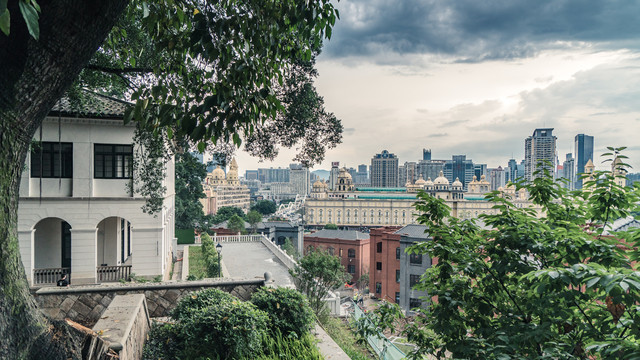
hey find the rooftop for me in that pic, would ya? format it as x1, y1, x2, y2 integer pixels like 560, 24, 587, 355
306, 229, 369, 241
394, 224, 430, 239
49, 91, 130, 119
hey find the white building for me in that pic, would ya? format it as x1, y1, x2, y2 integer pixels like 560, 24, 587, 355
17, 94, 175, 285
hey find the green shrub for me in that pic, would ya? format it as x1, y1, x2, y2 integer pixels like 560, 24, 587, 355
178, 299, 269, 360
142, 323, 182, 360
200, 233, 221, 277
251, 287, 314, 337
255, 329, 324, 360
176, 228, 196, 244
170, 288, 234, 321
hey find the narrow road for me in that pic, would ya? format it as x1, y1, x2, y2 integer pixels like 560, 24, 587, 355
220, 242, 294, 288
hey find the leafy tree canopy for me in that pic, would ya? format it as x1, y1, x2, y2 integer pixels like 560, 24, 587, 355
246, 210, 262, 233
364, 148, 640, 360
212, 206, 246, 226
227, 214, 246, 234
251, 200, 277, 216
323, 223, 338, 230
175, 152, 207, 229
291, 248, 349, 316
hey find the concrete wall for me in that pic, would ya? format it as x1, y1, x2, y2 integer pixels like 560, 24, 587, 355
399, 237, 431, 314
34, 218, 62, 268
260, 236, 296, 270
35, 279, 265, 327
92, 294, 150, 360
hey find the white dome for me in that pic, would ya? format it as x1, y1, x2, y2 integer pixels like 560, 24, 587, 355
211, 166, 225, 180
415, 174, 427, 186
452, 177, 463, 188
433, 171, 449, 185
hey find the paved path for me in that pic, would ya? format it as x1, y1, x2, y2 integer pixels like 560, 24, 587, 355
219, 242, 294, 288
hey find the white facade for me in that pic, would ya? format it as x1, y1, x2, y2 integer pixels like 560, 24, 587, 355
18, 107, 175, 285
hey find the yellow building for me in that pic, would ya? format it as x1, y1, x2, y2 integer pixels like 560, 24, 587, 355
201, 158, 250, 215
305, 169, 540, 227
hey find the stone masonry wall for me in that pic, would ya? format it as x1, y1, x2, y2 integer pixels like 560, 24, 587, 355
34, 279, 265, 328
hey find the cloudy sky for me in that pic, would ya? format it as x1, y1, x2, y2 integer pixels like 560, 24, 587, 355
236, 0, 640, 174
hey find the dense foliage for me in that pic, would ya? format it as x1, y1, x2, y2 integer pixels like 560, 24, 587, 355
251, 287, 315, 337
324, 223, 338, 230
251, 199, 278, 216
145, 287, 320, 360
291, 248, 349, 317
212, 206, 246, 226
365, 149, 640, 359
246, 210, 263, 233
227, 214, 246, 234
175, 152, 207, 229
199, 233, 221, 278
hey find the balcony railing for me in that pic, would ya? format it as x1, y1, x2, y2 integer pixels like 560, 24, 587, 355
97, 265, 132, 282
33, 267, 71, 285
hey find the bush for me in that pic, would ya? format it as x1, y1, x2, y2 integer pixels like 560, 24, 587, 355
170, 288, 234, 321
200, 233, 221, 277
251, 287, 314, 336
179, 299, 269, 359
142, 323, 182, 360
255, 329, 324, 360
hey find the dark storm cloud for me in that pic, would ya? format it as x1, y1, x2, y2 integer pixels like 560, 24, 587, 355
324, 0, 640, 62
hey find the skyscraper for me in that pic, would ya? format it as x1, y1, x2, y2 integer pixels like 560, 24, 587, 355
289, 163, 310, 195
329, 162, 340, 190
525, 128, 557, 182
423, 149, 432, 161
371, 150, 399, 187
574, 134, 594, 189
562, 153, 575, 189
443, 155, 475, 190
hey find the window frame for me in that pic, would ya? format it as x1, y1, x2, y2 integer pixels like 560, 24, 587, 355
348, 248, 356, 258
409, 253, 423, 265
94, 143, 133, 179
376, 242, 382, 253
30, 141, 73, 178
376, 262, 382, 271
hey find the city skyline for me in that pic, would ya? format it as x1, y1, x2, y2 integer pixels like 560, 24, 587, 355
230, 1, 640, 174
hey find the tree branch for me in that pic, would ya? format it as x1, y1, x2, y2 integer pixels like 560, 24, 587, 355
85, 64, 154, 74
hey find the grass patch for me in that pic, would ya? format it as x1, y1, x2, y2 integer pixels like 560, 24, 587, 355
188, 246, 207, 280
321, 316, 375, 360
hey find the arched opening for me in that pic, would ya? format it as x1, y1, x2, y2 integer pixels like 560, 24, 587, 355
33, 217, 72, 284
96, 216, 132, 282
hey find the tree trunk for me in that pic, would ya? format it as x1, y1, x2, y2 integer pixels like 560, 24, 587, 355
0, 1, 128, 358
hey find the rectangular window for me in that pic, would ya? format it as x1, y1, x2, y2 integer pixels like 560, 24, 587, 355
31, 142, 73, 178
376, 262, 382, 271
94, 144, 133, 179
409, 253, 423, 265
348, 265, 356, 274
396, 247, 401, 260
410, 274, 420, 288
376, 242, 382, 253
375, 282, 382, 294
396, 270, 400, 283
409, 298, 422, 309
348, 248, 356, 258
395, 292, 400, 304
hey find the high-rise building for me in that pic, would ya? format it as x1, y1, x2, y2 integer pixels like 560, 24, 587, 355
525, 128, 557, 182
507, 159, 518, 183
562, 153, 575, 189
489, 166, 506, 191
444, 155, 475, 190
355, 164, 369, 186
329, 162, 340, 190
474, 164, 488, 180
244, 170, 258, 180
574, 134, 594, 189
423, 149, 432, 161
371, 150, 399, 187
258, 167, 290, 183
399, 161, 417, 186
416, 160, 445, 182
289, 163, 310, 195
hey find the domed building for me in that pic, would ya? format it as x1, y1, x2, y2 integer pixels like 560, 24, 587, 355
336, 167, 355, 192
201, 158, 250, 216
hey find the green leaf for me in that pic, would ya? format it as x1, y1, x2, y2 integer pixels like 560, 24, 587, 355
585, 276, 601, 288
18, 0, 39, 40
0, 9, 9, 36
142, 1, 150, 18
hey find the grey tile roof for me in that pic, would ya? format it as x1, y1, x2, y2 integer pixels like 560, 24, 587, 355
259, 221, 296, 229
306, 229, 369, 241
395, 224, 430, 239
49, 91, 130, 119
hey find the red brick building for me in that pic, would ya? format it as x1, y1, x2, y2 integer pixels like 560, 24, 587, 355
369, 226, 402, 303
304, 229, 370, 283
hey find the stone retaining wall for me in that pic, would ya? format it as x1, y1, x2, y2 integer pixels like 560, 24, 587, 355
92, 294, 150, 360
35, 279, 265, 327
